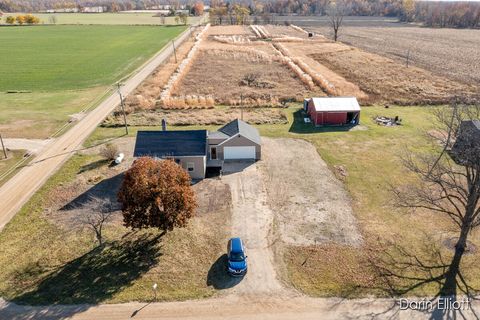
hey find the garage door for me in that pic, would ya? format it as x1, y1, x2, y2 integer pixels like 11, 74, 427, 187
224, 146, 256, 160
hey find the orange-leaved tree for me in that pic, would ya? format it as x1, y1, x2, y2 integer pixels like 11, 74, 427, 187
118, 157, 197, 232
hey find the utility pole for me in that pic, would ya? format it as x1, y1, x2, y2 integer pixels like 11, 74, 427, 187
116, 83, 129, 135
240, 94, 244, 121
0, 133, 7, 159
172, 40, 177, 63
406, 48, 411, 68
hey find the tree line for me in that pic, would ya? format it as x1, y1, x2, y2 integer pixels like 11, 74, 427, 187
1, 0, 479, 29
0, 0, 203, 14
414, 1, 480, 29
209, 0, 480, 29
4, 14, 40, 24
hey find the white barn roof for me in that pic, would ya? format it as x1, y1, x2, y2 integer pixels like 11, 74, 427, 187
311, 97, 361, 112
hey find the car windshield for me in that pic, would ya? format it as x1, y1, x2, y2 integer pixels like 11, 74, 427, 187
229, 252, 245, 262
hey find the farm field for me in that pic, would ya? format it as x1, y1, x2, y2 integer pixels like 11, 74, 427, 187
2, 13, 203, 25
0, 25, 185, 91
114, 22, 473, 133
284, 17, 480, 86
0, 25, 185, 139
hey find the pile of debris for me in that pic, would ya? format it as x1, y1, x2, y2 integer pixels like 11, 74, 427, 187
374, 115, 402, 126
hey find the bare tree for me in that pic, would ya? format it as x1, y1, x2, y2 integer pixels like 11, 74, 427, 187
100, 143, 118, 160
392, 98, 480, 297
77, 196, 117, 247
48, 15, 57, 24
326, 0, 347, 42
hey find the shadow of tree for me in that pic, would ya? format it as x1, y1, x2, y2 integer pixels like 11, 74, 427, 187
12, 232, 163, 305
288, 109, 357, 134
364, 236, 480, 320
77, 159, 110, 174
61, 173, 124, 211
206, 254, 243, 289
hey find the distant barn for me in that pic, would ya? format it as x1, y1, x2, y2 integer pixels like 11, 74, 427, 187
305, 97, 361, 126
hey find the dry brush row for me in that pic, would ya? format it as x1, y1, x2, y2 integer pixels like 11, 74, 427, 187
271, 43, 316, 90
273, 42, 337, 95
159, 23, 215, 109
250, 25, 270, 39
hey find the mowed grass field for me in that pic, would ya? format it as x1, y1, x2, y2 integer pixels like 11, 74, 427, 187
0, 25, 185, 139
0, 25, 185, 91
3, 13, 203, 26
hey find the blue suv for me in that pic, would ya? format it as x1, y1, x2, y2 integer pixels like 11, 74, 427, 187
227, 237, 247, 277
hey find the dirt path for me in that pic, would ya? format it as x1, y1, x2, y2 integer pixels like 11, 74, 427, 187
0, 27, 195, 231
221, 163, 291, 296
2, 138, 53, 154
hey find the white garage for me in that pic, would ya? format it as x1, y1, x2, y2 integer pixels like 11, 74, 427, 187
224, 146, 256, 160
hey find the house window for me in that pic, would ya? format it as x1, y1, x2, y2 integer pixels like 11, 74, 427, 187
211, 147, 217, 160
187, 162, 195, 172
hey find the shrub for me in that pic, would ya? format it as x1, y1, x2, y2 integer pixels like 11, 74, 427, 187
100, 143, 118, 160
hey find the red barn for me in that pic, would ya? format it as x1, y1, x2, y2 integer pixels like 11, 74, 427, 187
306, 97, 361, 126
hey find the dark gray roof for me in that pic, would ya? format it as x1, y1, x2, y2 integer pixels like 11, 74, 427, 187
134, 130, 207, 158
208, 131, 229, 140
218, 119, 261, 145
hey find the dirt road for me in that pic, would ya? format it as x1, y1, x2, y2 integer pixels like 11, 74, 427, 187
1, 295, 471, 320
0, 27, 194, 231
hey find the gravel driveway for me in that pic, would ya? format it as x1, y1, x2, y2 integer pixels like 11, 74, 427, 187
219, 137, 361, 296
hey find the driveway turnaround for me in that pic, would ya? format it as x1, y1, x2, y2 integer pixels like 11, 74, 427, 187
0, 27, 194, 231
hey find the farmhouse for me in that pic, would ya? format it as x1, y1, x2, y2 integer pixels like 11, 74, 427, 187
133, 119, 261, 179
305, 97, 361, 126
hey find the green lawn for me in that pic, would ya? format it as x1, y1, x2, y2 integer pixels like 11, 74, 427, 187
0, 25, 185, 91
0, 150, 26, 181
3, 13, 203, 26
0, 24, 185, 140
0, 151, 229, 304
0, 87, 110, 139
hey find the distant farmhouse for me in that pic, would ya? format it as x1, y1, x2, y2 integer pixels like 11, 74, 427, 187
305, 97, 361, 126
134, 119, 261, 179
43, 6, 106, 13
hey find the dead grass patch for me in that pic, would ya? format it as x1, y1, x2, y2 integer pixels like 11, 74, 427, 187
310, 48, 475, 105
264, 25, 307, 38
206, 25, 252, 36
172, 49, 324, 106
124, 34, 197, 113
104, 108, 288, 127
284, 244, 379, 297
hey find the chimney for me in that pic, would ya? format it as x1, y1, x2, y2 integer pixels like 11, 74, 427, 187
161, 119, 167, 131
